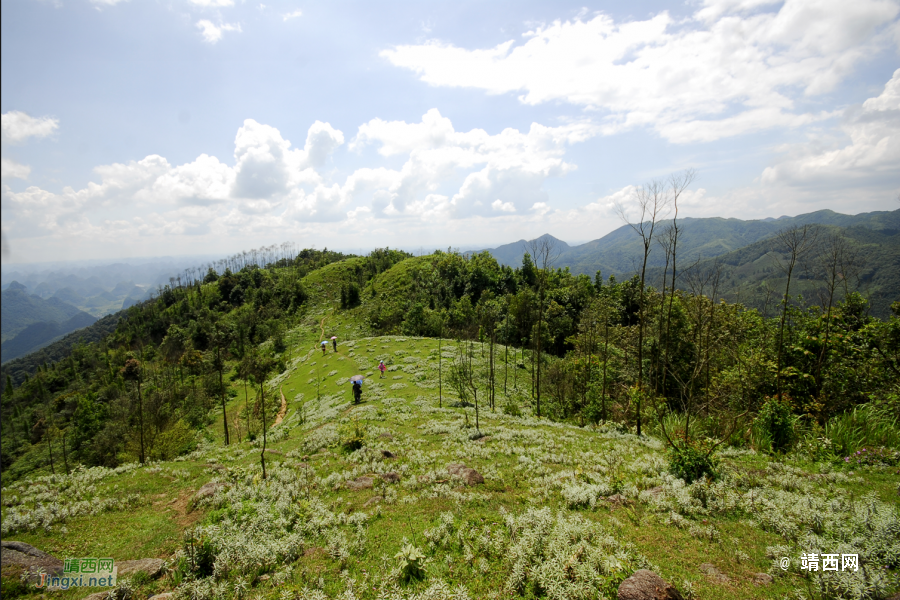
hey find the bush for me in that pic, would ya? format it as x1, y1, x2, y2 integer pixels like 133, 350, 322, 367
756, 395, 795, 453
668, 437, 719, 483
394, 543, 426, 583
340, 420, 366, 452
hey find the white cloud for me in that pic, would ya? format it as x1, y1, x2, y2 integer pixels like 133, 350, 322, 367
190, 0, 234, 7
1, 111, 59, 143
492, 199, 516, 212
282, 9, 302, 21
382, 0, 900, 143
761, 68, 900, 185
1, 158, 31, 180
350, 109, 593, 218
196, 20, 242, 44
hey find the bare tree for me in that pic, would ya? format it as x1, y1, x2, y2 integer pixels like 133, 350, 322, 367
770, 224, 819, 398
814, 230, 862, 391
526, 237, 560, 418
615, 182, 670, 435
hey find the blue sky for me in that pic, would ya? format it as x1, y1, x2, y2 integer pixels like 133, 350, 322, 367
2, 0, 899, 263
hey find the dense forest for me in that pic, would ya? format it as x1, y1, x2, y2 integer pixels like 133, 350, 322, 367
1, 216, 898, 484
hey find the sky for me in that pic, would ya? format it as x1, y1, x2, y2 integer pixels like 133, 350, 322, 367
1, 0, 899, 264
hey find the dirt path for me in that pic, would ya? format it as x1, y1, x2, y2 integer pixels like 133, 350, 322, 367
273, 387, 287, 426
319, 316, 327, 341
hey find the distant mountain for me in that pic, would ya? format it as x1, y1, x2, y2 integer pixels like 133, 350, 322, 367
651, 223, 900, 320
1, 312, 98, 364
0, 289, 85, 341
559, 209, 900, 278
1, 312, 122, 384
474, 234, 571, 267
480, 209, 899, 278
51, 287, 86, 306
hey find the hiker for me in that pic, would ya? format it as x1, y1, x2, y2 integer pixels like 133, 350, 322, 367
332, 336, 337, 352
321, 341, 327, 355
352, 380, 362, 404
378, 360, 386, 378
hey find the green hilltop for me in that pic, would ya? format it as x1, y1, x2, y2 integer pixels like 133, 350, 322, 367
0, 240, 898, 600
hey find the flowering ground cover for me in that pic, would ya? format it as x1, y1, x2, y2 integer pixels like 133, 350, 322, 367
2, 323, 898, 600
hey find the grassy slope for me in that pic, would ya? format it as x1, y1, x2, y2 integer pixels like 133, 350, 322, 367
2, 258, 898, 600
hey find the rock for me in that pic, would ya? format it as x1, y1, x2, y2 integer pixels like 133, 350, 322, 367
148, 594, 175, 599
752, 573, 773, 585
363, 496, 383, 508
0, 541, 55, 560
117, 558, 165, 578
606, 494, 628, 505
447, 463, 484, 486
699, 563, 729, 583
378, 433, 394, 440
380, 472, 400, 484
618, 569, 684, 600
82, 593, 113, 600
474, 436, 492, 443
264, 449, 284, 456
193, 482, 226, 502
258, 574, 270, 582
0, 541, 63, 575
346, 476, 374, 490
381, 450, 396, 459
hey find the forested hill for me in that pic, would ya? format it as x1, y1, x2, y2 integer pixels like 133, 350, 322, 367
481, 208, 900, 278
0, 240, 897, 486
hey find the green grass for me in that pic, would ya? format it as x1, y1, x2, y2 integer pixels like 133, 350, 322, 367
2, 316, 899, 599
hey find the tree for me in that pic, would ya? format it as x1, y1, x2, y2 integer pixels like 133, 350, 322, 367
615, 181, 670, 435
246, 349, 277, 479
772, 224, 819, 398
526, 237, 559, 418
120, 358, 145, 464
208, 319, 233, 446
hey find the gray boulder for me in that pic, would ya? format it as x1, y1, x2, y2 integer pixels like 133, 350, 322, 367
346, 476, 374, 490
618, 569, 684, 600
447, 463, 484, 486
117, 558, 166, 578
699, 563, 729, 583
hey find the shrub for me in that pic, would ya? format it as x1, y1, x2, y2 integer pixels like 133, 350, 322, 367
668, 438, 718, 483
395, 543, 427, 583
340, 420, 366, 452
757, 395, 795, 453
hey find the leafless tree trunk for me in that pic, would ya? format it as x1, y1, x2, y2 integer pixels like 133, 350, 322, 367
771, 224, 819, 398
615, 182, 670, 435
526, 237, 560, 418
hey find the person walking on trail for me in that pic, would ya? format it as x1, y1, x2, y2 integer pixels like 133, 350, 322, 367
321, 341, 327, 356
378, 360, 386, 378
352, 381, 362, 404
332, 336, 337, 352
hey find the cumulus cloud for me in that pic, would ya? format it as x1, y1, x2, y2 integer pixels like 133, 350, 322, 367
761, 69, 900, 185
196, 20, 242, 44
350, 109, 593, 218
382, 0, 899, 142
0, 119, 349, 251
282, 9, 302, 21
1, 111, 59, 143
1, 158, 30, 180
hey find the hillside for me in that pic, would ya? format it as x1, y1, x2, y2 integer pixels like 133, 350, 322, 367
0, 288, 89, 342
648, 224, 900, 319
1, 332, 897, 600
0, 245, 897, 600
0, 311, 98, 364
481, 209, 900, 278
